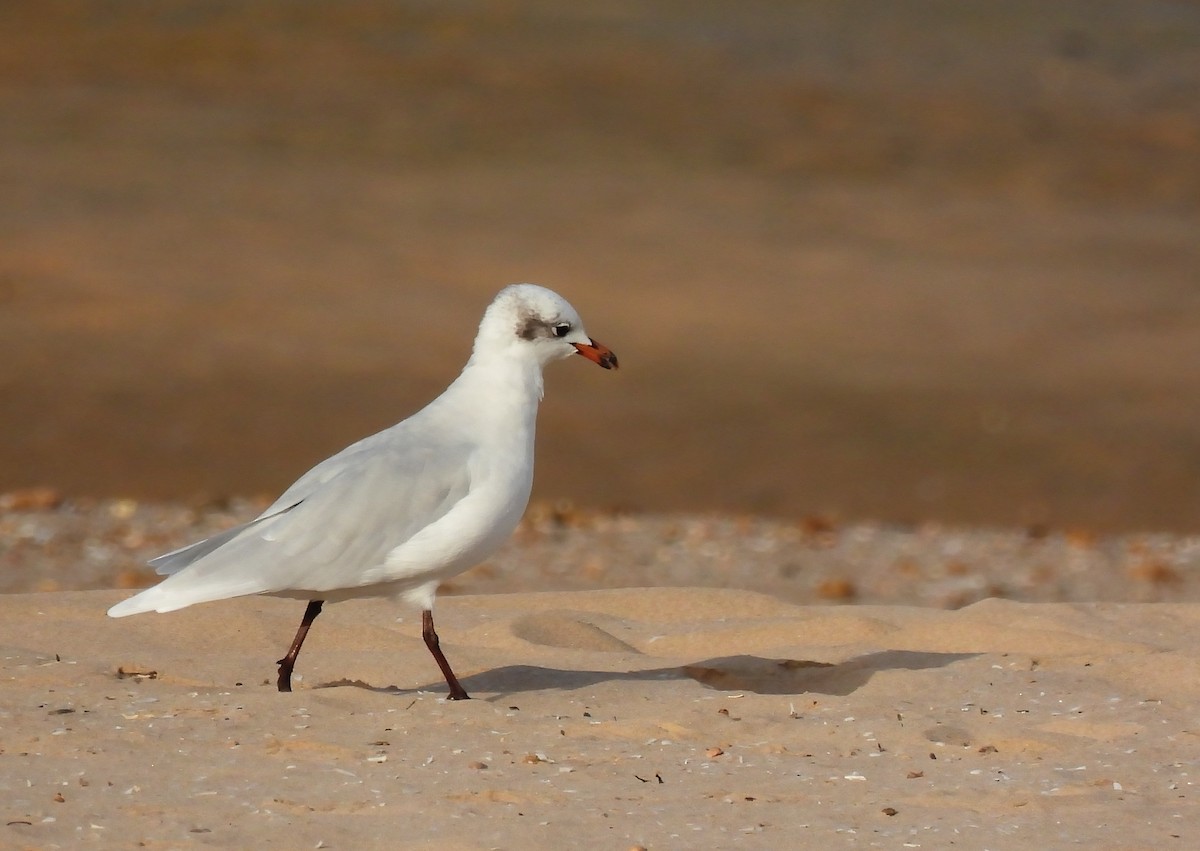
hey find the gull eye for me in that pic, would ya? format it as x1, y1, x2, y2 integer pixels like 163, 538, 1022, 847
552, 322, 571, 338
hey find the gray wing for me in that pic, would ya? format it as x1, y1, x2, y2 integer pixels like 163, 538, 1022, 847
109, 426, 474, 616
149, 506, 301, 575
149, 427, 396, 577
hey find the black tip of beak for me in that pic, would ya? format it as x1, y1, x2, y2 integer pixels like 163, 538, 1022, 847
573, 339, 619, 370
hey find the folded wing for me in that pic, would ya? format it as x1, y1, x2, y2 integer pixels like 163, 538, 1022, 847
108, 431, 474, 616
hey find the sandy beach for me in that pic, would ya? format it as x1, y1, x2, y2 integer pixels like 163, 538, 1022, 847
3, 587, 1197, 848
4, 498, 1200, 848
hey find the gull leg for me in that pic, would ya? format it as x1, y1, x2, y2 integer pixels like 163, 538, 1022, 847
276, 600, 324, 692
422, 609, 469, 700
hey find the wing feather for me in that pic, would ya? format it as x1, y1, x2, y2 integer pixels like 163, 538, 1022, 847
108, 427, 475, 616
148, 504, 301, 575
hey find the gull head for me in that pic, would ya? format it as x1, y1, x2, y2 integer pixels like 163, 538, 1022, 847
475, 283, 618, 370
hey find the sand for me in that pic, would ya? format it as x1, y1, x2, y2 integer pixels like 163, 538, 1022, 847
3, 587, 1197, 849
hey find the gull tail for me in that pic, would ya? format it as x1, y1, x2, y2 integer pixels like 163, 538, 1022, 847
107, 574, 269, 617
108, 505, 301, 617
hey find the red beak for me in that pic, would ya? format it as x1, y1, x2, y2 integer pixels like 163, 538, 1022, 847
572, 339, 619, 370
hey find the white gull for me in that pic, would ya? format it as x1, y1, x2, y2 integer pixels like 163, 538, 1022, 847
107, 283, 618, 697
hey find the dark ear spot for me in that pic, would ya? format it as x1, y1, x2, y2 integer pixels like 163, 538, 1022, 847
517, 311, 553, 341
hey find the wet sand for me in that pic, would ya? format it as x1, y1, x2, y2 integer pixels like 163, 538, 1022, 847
2, 1, 1200, 531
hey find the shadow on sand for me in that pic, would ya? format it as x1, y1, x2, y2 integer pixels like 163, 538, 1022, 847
318, 649, 977, 698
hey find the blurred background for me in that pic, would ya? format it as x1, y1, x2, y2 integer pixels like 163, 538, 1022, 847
2, 0, 1199, 532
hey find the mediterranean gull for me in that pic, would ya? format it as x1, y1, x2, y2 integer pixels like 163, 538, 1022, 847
108, 283, 618, 698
